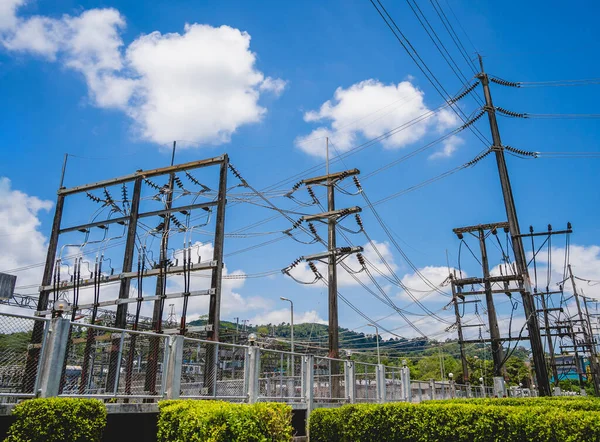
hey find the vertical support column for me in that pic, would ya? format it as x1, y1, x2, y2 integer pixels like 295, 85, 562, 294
304, 355, 314, 415
478, 230, 506, 378
165, 335, 184, 399
478, 56, 550, 395
429, 379, 435, 400
401, 365, 412, 402
107, 177, 142, 392
37, 318, 70, 398
207, 155, 229, 342
25, 194, 65, 393
376, 364, 386, 403
247, 346, 260, 404
345, 360, 355, 403
204, 155, 229, 396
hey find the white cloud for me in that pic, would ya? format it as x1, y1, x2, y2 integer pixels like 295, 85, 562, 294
0, 177, 53, 298
1, 3, 286, 146
0, 0, 24, 31
251, 309, 326, 326
295, 79, 459, 158
428, 134, 464, 160
397, 265, 455, 303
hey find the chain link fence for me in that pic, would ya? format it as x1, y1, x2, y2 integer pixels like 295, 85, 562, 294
180, 338, 247, 400
258, 349, 303, 402
60, 322, 168, 401
0, 313, 49, 402
354, 361, 378, 403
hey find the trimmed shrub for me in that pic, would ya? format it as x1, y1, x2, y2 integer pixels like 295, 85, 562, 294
439, 397, 600, 412
157, 400, 293, 442
309, 401, 600, 442
4, 398, 107, 442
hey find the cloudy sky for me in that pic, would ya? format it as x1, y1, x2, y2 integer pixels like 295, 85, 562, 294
1, 0, 600, 347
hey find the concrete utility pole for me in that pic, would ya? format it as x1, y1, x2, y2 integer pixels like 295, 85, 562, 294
477, 229, 505, 377
301, 168, 361, 360
449, 274, 469, 383
300, 164, 361, 397
477, 56, 550, 396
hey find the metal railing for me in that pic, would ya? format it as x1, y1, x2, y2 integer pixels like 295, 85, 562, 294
0, 312, 538, 406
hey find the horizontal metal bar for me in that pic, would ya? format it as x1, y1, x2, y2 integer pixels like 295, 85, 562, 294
59, 394, 163, 399
59, 201, 217, 234
302, 169, 360, 186
462, 324, 486, 328
138, 201, 217, 220
304, 246, 363, 261
0, 393, 35, 397
453, 222, 509, 234
59, 215, 129, 234
532, 290, 563, 296
458, 289, 518, 296
302, 206, 362, 222
179, 395, 248, 400
39, 290, 214, 315
39, 261, 216, 292
515, 229, 573, 238
461, 337, 525, 344
59, 155, 225, 195
536, 308, 564, 313
0, 311, 50, 322
454, 274, 522, 286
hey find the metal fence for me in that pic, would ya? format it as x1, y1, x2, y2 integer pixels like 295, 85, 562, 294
0, 312, 50, 403
0, 312, 539, 406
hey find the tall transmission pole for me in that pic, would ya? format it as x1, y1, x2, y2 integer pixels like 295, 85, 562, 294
477, 56, 550, 395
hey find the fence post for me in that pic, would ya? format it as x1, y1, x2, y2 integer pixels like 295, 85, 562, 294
37, 317, 70, 398
401, 366, 412, 402
304, 355, 314, 414
429, 379, 435, 400
376, 364, 386, 403
165, 335, 184, 399
345, 360, 355, 404
247, 346, 260, 403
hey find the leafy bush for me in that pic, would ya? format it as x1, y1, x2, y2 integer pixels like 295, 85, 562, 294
309, 402, 600, 442
440, 397, 600, 411
4, 398, 107, 442
157, 400, 293, 442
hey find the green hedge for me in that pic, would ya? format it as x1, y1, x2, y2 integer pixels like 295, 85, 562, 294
4, 398, 107, 442
157, 400, 293, 442
309, 402, 600, 442
439, 397, 600, 411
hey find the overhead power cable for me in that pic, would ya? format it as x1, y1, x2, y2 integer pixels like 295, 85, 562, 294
368, 0, 491, 147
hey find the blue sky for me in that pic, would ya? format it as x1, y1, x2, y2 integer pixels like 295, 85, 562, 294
1, 0, 599, 350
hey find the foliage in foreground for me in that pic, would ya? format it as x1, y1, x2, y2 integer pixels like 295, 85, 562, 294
309, 400, 600, 442
4, 398, 107, 442
438, 396, 600, 411
157, 400, 293, 442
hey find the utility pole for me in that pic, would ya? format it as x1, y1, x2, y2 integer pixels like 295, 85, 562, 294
301, 169, 361, 360
538, 289, 560, 386
145, 142, 177, 396
477, 56, 550, 396
569, 265, 600, 395
477, 228, 505, 377
450, 274, 469, 383
297, 164, 362, 398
